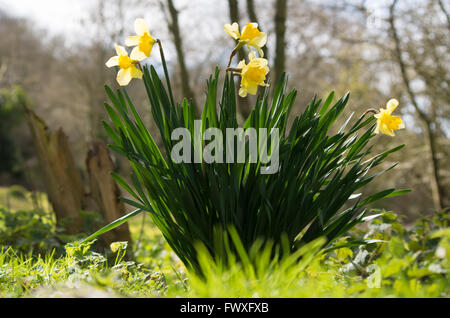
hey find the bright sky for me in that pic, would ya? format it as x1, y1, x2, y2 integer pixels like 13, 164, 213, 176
0, 0, 231, 67
1, 0, 393, 38
1, 0, 90, 38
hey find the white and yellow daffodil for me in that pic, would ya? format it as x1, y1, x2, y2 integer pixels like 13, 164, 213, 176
125, 18, 156, 61
224, 22, 267, 57
236, 51, 269, 97
105, 44, 142, 86
374, 99, 405, 136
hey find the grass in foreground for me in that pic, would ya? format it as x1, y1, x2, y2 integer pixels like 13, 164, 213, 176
0, 209, 448, 298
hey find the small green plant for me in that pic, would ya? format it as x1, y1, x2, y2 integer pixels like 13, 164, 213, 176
0, 204, 102, 257
85, 18, 408, 274
0, 207, 63, 255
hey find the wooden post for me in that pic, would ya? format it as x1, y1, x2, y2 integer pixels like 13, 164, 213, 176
86, 141, 132, 245
25, 107, 84, 234
26, 108, 132, 244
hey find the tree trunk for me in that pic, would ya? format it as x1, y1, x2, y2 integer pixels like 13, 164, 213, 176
25, 106, 84, 234
273, 0, 287, 85
389, 0, 444, 210
86, 141, 132, 244
90, 0, 108, 141
228, 0, 251, 119
246, 0, 268, 58
228, 0, 246, 61
163, 0, 197, 109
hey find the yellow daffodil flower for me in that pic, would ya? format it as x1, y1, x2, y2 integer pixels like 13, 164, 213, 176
125, 18, 156, 61
374, 99, 405, 136
236, 51, 269, 97
224, 22, 267, 57
105, 44, 143, 86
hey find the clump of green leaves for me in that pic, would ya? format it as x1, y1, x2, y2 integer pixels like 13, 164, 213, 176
92, 47, 408, 273
0, 206, 62, 255
328, 209, 450, 297
0, 205, 106, 257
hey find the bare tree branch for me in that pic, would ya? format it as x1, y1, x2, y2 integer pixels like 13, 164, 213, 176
273, 0, 287, 84
227, 0, 251, 118
160, 0, 197, 108
438, 0, 450, 31
389, 0, 444, 210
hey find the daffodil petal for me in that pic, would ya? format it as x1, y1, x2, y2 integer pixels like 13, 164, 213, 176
252, 33, 267, 48
239, 87, 248, 97
248, 51, 256, 60
237, 59, 246, 69
398, 121, 405, 129
117, 68, 132, 86
240, 23, 251, 36
386, 99, 399, 113
375, 122, 380, 134
125, 35, 140, 47
379, 125, 388, 135
134, 18, 149, 36
130, 66, 143, 79
115, 44, 128, 57
105, 56, 119, 67
252, 57, 268, 67
246, 83, 258, 95
130, 46, 147, 61
224, 22, 240, 40
380, 124, 395, 136
257, 47, 264, 58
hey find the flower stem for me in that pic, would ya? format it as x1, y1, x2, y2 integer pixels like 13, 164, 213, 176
363, 108, 379, 116
227, 42, 243, 67
156, 39, 175, 107
226, 67, 242, 73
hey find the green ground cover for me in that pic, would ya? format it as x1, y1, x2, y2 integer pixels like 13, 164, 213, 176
0, 188, 448, 298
